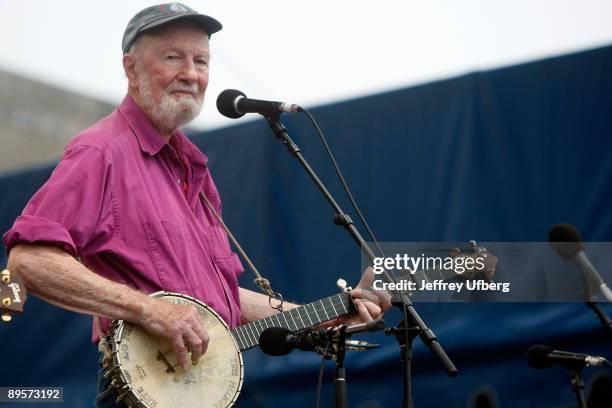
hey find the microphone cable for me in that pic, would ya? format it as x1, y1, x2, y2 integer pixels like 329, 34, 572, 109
299, 108, 385, 258
314, 341, 331, 408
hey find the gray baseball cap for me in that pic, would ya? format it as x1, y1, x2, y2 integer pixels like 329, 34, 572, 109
122, 3, 222, 53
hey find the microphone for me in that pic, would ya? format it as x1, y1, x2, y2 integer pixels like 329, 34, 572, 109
259, 327, 379, 357
548, 223, 612, 301
216, 89, 301, 119
326, 319, 387, 335
526, 345, 611, 369
259, 327, 298, 356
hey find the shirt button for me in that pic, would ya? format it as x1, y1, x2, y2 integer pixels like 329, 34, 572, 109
177, 179, 181, 184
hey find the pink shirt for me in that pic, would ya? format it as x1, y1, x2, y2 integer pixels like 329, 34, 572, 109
3, 95, 244, 338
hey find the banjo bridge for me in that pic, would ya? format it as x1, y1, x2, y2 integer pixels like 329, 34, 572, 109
156, 350, 177, 373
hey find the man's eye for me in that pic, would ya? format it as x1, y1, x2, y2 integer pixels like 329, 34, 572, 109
195, 59, 208, 66
165, 55, 179, 60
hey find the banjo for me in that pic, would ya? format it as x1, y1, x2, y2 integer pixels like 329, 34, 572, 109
104, 290, 356, 408
104, 244, 496, 408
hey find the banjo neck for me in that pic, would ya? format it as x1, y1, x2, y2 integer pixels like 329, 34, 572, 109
232, 292, 355, 351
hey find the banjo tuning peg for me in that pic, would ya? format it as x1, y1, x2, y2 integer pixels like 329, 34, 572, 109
336, 278, 352, 293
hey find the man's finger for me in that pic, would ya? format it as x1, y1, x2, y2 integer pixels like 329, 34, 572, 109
352, 288, 378, 303
184, 329, 203, 365
371, 288, 392, 312
361, 300, 382, 320
171, 337, 190, 370
357, 266, 376, 289
354, 299, 373, 322
190, 321, 210, 357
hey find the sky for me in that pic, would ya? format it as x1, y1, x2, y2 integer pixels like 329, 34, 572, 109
1, 0, 612, 131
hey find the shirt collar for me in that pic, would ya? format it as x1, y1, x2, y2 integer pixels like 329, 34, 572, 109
117, 95, 208, 167
171, 129, 209, 168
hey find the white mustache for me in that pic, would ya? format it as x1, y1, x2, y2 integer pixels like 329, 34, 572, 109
167, 85, 199, 96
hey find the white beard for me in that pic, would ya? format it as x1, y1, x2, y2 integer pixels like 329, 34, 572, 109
138, 76, 203, 134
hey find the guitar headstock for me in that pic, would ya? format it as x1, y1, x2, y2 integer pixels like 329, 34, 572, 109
388, 241, 499, 283
451, 240, 498, 280
1, 269, 27, 322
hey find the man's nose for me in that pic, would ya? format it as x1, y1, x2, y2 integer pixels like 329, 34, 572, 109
177, 59, 198, 83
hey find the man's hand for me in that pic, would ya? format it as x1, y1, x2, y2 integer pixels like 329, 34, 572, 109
139, 298, 209, 370
331, 267, 392, 326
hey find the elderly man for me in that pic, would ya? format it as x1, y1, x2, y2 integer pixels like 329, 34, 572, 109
4, 3, 388, 407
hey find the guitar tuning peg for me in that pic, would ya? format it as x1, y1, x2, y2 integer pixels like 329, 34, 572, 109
468, 240, 478, 249
1, 312, 11, 322
2, 298, 11, 308
1, 269, 10, 285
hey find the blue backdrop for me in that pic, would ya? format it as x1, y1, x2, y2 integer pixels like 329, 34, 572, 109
1, 45, 612, 407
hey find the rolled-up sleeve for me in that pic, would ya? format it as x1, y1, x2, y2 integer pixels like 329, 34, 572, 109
3, 145, 114, 257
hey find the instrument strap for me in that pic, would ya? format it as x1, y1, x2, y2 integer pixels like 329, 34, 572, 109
199, 192, 284, 312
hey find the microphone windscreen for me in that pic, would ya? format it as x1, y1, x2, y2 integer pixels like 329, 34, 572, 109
259, 327, 293, 356
548, 223, 585, 258
526, 344, 554, 369
217, 89, 246, 119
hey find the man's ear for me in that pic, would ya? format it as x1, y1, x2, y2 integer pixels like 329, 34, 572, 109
123, 53, 138, 86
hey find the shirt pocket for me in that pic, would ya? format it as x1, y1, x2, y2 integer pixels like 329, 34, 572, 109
212, 252, 245, 281
142, 219, 191, 291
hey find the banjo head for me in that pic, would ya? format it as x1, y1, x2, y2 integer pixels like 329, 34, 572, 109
110, 292, 244, 408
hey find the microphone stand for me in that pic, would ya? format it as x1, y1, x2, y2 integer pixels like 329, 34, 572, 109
585, 301, 612, 334
265, 116, 458, 408
385, 320, 420, 407
333, 325, 348, 408
568, 368, 588, 408
325, 320, 386, 408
